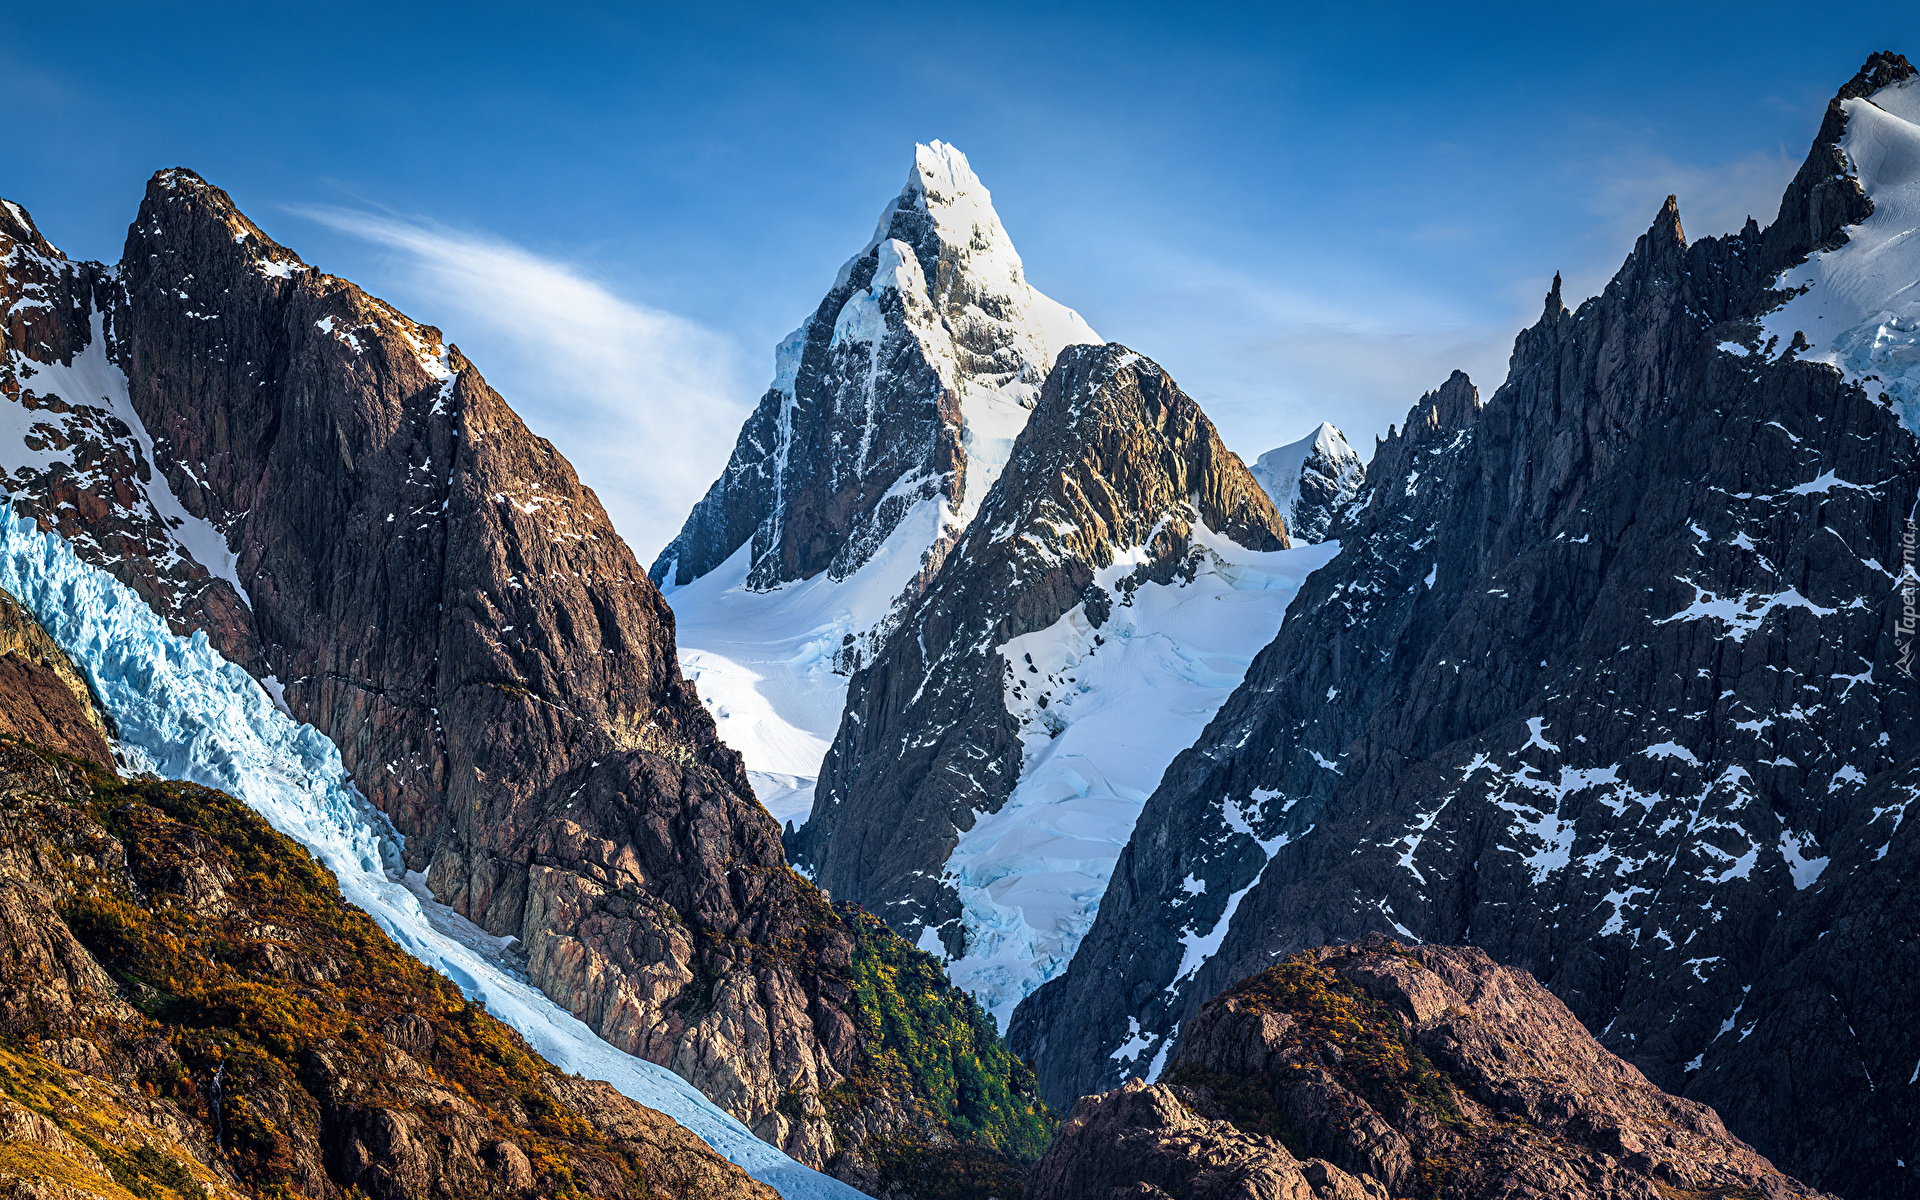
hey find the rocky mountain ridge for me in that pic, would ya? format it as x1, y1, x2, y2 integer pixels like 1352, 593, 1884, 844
1010, 51, 1920, 1200
0, 168, 1048, 1190
792, 344, 1290, 1019
1028, 937, 1833, 1200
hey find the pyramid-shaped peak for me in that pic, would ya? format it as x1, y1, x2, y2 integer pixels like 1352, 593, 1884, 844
911, 140, 988, 200
858, 140, 1025, 280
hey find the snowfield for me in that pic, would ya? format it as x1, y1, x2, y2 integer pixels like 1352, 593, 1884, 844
940, 527, 1342, 1029
664, 500, 951, 828
1761, 73, 1920, 432
0, 509, 861, 1200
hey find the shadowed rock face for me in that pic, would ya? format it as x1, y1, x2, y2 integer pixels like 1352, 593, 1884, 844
1029, 938, 1833, 1200
0, 198, 257, 665
0, 170, 1052, 1184
794, 344, 1287, 948
1013, 52, 1920, 1200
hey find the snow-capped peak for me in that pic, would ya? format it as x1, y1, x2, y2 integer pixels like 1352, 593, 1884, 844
1250, 421, 1365, 543
832, 140, 1099, 372
1760, 70, 1920, 431
655, 143, 1106, 822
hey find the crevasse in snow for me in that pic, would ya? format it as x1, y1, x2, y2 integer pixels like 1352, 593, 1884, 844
1761, 74, 1920, 433
936, 523, 1343, 1029
0, 508, 860, 1200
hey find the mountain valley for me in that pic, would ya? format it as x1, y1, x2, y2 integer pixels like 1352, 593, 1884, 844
0, 44, 1915, 1200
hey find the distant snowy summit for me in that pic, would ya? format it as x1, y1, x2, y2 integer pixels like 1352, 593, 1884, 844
654, 141, 1102, 831
1249, 421, 1364, 543
651, 141, 1098, 641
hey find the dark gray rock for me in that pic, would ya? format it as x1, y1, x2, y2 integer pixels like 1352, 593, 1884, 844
1013, 52, 1920, 1200
794, 343, 1287, 948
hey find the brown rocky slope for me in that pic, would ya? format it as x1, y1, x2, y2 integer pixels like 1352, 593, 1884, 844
0, 171, 1050, 1188
1029, 936, 1833, 1200
0, 612, 776, 1200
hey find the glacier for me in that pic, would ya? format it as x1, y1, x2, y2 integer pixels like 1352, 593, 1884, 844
0, 506, 861, 1200
666, 498, 956, 828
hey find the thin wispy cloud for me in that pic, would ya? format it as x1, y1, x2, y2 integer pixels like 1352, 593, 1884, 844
294, 205, 755, 562
1559, 142, 1803, 302
1087, 238, 1517, 462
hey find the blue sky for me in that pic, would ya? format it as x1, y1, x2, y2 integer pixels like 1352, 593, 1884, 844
6, 3, 1914, 557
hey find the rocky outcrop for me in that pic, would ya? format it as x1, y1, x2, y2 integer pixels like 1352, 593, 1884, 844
0, 650, 778, 1199
0, 585, 113, 764
1031, 937, 1833, 1200
1013, 53, 1920, 1200
0, 171, 1053, 1185
1025, 1080, 1385, 1200
795, 343, 1288, 949
1249, 422, 1365, 544
650, 142, 1099, 662
0, 196, 257, 666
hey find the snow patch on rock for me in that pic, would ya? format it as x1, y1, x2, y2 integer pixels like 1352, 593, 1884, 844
937, 525, 1342, 1029
1762, 75, 1920, 433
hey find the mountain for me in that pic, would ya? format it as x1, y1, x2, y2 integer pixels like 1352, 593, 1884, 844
792, 344, 1322, 1029
1027, 937, 1833, 1200
1010, 52, 1920, 1200
1248, 422, 1365, 543
653, 140, 1098, 597
0, 197, 256, 665
0, 648, 781, 1199
652, 142, 1099, 830
0, 170, 1050, 1191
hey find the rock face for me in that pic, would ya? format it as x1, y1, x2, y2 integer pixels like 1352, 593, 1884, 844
0, 170, 1052, 1184
0, 196, 257, 666
1025, 1080, 1385, 1200
0, 587, 113, 767
794, 343, 1290, 1029
795, 344, 1287, 961
1030, 937, 1833, 1200
0, 663, 779, 1200
650, 141, 1099, 629
1249, 422, 1365, 544
1013, 53, 1920, 1200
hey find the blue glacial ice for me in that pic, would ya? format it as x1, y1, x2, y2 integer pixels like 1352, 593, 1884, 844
0, 507, 860, 1200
